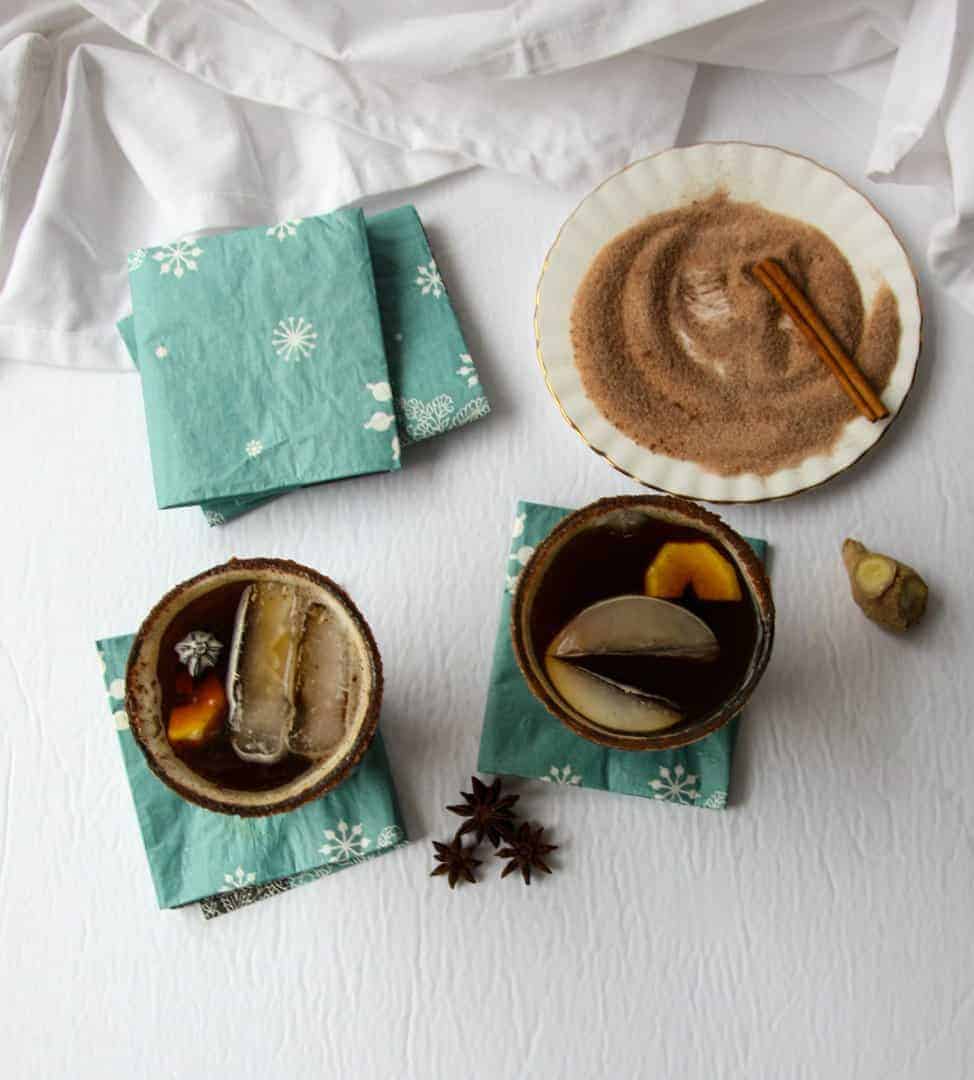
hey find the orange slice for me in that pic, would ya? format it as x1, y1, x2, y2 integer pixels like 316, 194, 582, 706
644, 541, 742, 602
168, 673, 227, 747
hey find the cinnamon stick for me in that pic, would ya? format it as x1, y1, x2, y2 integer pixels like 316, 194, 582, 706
753, 258, 889, 422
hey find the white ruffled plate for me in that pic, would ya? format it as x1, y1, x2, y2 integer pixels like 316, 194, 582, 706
534, 142, 922, 502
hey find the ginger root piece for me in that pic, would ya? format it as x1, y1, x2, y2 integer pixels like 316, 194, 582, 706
842, 538, 928, 632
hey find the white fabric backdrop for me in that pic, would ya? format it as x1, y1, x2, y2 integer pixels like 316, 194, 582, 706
0, 0, 971, 370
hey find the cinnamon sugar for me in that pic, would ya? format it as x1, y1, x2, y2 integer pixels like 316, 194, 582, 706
570, 191, 901, 476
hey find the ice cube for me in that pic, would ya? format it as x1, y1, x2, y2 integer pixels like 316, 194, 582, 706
544, 655, 684, 734
288, 603, 358, 760
226, 583, 305, 764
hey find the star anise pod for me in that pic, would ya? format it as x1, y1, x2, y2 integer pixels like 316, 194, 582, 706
496, 823, 558, 885
430, 835, 482, 888
446, 776, 519, 847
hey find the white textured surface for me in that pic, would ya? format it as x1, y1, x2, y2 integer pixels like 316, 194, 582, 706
2, 67, 974, 1078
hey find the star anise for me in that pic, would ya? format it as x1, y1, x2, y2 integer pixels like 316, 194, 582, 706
430, 835, 482, 888
447, 776, 519, 847
496, 823, 558, 885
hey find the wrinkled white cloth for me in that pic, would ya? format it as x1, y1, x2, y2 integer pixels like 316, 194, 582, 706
0, 0, 969, 370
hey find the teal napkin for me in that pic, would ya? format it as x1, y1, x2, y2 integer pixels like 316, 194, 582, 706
96, 634, 407, 918
477, 501, 768, 809
125, 208, 399, 509
120, 206, 489, 525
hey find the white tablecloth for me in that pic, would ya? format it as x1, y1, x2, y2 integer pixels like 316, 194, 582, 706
1, 66, 973, 1078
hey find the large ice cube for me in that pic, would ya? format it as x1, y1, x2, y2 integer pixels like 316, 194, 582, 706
288, 603, 358, 760
226, 583, 305, 764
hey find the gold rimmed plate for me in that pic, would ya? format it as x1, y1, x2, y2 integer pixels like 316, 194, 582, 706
534, 142, 922, 502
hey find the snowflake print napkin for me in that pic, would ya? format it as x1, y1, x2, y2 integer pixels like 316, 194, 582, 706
369, 205, 489, 449
195, 206, 489, 524
95, 634, 407, 918
125, 208, 400, 509
477, 501, 769, 810
119, 205, 489, 524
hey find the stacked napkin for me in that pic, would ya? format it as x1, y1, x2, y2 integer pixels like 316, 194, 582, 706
97, 634, 407, 918
119, 205, 489, 524
478, 500, 768, 809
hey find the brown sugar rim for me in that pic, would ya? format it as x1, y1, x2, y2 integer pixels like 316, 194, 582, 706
125, 557, 383, 817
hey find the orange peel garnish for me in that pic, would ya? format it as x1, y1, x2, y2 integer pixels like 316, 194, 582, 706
168, 672, 227, 747
644, 541, 742, 602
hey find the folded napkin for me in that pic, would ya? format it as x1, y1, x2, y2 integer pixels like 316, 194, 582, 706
123, 208, 397, 509
477, 501, 768, 809
96, 634, 407, 918
119, 205, 489, 525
